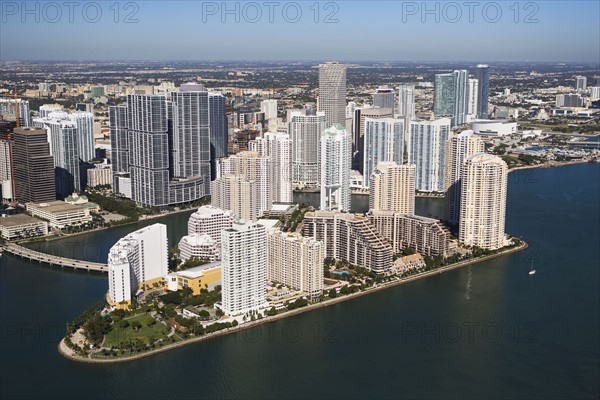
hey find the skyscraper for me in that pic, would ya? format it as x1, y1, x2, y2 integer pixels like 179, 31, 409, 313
408, 118, 451, 192
267, 230, 325, 300
475, 64, 490, 119
0, 98, 30, 127
12, 127, 56, 204
260, 99, 278, 120
397, 85, 416, 120
249, 132, 292, 203
218, 151, 271, 215
33, 114, 80, 198
69, 112, 95, 162
211, 175, 261, 221
373, 85, 395, 110
208, 92, 229, 180
575, 75, 587, 91
107, 223, 169, 307
288, 108, 326, 188
318, 62, 347, 126
0, 135, 14, 202
369, 162, 415, 215
110, 86, 211, 207
434, 70, 469, 127
221, 221, 267, 316
459, 154, 508, 250
445, 130, 485, 225
352, 106, 394, 173
467, 78, 479, 119
320, 124, 351, 212
363, 117, 405, 187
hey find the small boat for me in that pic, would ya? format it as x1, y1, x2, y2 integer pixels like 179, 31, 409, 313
528, 260, 536, 275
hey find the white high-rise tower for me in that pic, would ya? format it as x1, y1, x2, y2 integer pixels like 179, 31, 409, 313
320, 124, 351, 212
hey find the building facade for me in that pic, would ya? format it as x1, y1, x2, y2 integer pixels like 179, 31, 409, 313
13, 128, 56, 204
221, 222, 267, 316
475, 64, 490, 119
459, 154, 508, 250
408, 118, 451, 192
288, 108, 327, 187
320, 124, 351, 212
187, 205, 234, 248
369, 162, 416, 215
318, 62, 347, 126
363, 117, 405, 187
249, 132, 293, 203
434, 70, 469, 127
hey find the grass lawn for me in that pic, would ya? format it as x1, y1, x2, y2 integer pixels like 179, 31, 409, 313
104, 314, 169, 348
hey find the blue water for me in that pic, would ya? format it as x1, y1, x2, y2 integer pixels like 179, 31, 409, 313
1, 163, 598, 399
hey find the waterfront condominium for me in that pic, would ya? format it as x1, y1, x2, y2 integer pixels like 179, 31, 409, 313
320, 124, 351, 212
302, 211, 393, 274
445, 130, 485, 226
12, 127, 56, 204
221, 221, 268, 316
33, 113, 80, 198
267, 230, 325, 300
0, 135, 13, 202
373, 85, 395, 110
459, 153, 508, 250
288, 108, 327, 188
475, 64, 490, 119
187, 205, 234, 244
351, 106, 394, 174
211, 175, 261, 222
369, 162, 415, 215
366, 210, 450, 257
217, 151, 272, 216
208, 92, 229, 180
434, 70, 469, 127
249, 132, 293, 203
362, 117, 405, 187
318, 62, 347, 126
109, 84, 211, 207
107, 223, 169, 307
408, 118, 451, 192
69, 112, 95, 162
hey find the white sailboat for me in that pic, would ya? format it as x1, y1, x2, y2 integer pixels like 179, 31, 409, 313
529, 260, 536, 275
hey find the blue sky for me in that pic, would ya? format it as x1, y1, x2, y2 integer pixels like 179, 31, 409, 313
1, 1, 599, 62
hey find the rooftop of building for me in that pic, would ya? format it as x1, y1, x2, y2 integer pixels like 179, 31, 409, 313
180, 233, 215, 246
0, 213, 45, 228
176, 261, 221, 279
26, 201, 89, 214
191, 205, 232, 218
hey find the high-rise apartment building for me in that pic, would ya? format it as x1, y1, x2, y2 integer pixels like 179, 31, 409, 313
211, 175, 261, 221
575, 75, 587, 91
217, 151, 271, 215
12, 128, 56, 204
320, 124, 351, 212
249, 132, 292, 203
187, 205, 234, 246
107, 223, 168, 307
260, 99, 278, 120
0, 136, 14, 202
397, 85, 416, 120
267, 231, 325, 299
0, 98, 30, 127
369, 162, 415, 214
288, 108, 326, 187
208, 92, 229, 180
221, 221, 267, 316
434, 70, 469, 126
467, 78, 479, 119
352, 106, 394, 173
69, 112, 95, 162
318, 62, 347, 126
408, 118, 451, 192
33, 114, 80, 198
302, 211, 393, 274
373, 85, 395, 110
459, 154, 508, 250
363, 117, 405, 186
445, 130, 485, 225
475, 64, 490, 119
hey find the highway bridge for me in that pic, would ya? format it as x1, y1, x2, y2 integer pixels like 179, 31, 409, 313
1, 242, 108, 272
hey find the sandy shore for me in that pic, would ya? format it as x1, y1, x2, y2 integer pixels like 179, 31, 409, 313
59, 241, 527, 364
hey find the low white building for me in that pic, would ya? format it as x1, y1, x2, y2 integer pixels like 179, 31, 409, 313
26, 201, 92, 229
87, 165, 112, 187
0, 214, 48, 240
470, 119, 517, 136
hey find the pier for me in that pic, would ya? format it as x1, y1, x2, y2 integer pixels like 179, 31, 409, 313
1, 243, 108, 272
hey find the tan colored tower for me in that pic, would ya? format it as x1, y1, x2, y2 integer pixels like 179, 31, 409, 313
369, 162, 416, 214
459, 153, 508, 250
445, 130, 485, 225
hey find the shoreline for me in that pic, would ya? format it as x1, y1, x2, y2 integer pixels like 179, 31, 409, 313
58, 240, 528, 364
